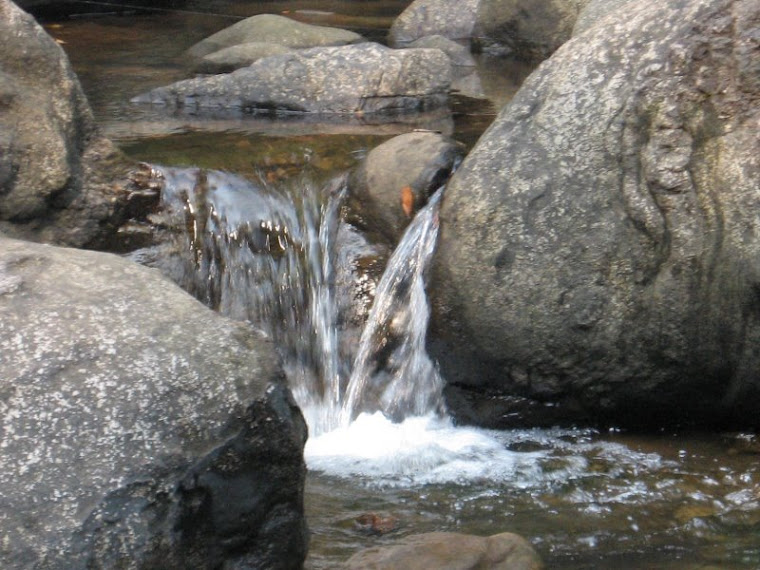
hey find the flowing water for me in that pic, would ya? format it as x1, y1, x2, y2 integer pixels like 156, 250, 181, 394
42, 3, 760, 568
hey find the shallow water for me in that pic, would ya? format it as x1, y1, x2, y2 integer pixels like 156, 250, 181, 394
43, 3, 760, 568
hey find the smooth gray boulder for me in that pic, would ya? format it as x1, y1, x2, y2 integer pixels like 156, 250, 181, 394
473, 0, 589, 59
408, 35, 476, 67
0, 237, 308, 568
388, 0, 480, 47
346, 131, 464, 244
343, 532, 544, 570
135, 43, 451, 116
432, 0, 760, 429
193, 42, 294, 74
0, 0, 133, 247
187, 13, 365, 59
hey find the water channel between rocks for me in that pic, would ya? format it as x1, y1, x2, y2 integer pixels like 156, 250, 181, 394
45, 2, 760, 568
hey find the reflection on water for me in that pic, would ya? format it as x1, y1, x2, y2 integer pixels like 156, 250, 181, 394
43, 3, 760, 569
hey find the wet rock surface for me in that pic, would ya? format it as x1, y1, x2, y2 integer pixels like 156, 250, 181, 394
432, 0, 760, 430
135, 42, 452, 117
0, 0, 134, 247
0, 237, 308, 569
343, 531, 544, 570
346, 131, 464, 245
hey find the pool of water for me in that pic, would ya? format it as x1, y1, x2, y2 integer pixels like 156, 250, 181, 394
41, 2, 760, 568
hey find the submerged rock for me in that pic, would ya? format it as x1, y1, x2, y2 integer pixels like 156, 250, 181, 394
388, 0, 480, 47
0, 237, 308, 568
473, 0, 589, 59
187, 13, 365, 59
135, 43, 451, 117
193, 42, 294, 74
432, 0, 760, 430
343, 531, 544, 570
346, 131, 464, 244
0, 0, 134, 247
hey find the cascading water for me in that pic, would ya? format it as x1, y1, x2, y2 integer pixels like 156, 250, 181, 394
127, 165, 760, 570
131, 164, 445, 437
133, 165, 579, 487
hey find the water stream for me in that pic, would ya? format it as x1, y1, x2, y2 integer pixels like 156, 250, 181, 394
43, 4, 760, 568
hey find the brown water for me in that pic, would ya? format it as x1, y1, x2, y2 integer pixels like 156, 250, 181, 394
43, 3, 760, 568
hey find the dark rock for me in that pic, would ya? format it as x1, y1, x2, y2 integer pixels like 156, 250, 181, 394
343, 531, 544, 570
346, 131, 465, 244
408, 35, 477, 67
193, 42, 294, 74
473, 0, 589, 60
388, 0, 480, 47
432, 0, 760, 430
187, 13, 365, 59
135, 43, 451, 117
0, 0, 134, 247
0, 237, 308, 568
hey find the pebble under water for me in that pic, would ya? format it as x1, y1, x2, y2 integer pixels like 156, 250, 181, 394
44, 3, 760, 568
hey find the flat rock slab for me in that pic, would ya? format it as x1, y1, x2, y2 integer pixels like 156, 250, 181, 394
187, 13, 365, 58
135, 43, 452, 116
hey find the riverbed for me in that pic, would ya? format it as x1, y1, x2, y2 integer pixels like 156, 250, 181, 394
43, 2, 760, 568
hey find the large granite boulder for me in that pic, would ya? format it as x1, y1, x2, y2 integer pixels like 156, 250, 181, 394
572, 0, 636, 36
432, 0, 760, 429
187, 13, 365, 59
346, 131, 465, 244
0, 237, 308, 568
472, 0, 590, 59
135, 43, 451, 116
343, 532, 544, 570
388, 0, 480, 47
0, 0, 134, 247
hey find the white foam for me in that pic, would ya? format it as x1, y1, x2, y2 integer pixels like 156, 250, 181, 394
305, 412, 545, 487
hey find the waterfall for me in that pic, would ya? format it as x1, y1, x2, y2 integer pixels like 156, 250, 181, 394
133, 166, 445, 435
340, 190, 445, 425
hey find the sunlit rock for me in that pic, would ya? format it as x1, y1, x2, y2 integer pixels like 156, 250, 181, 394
571, 0, 636, 36
346, 131, 464, 245
186, 13, 365, 59
0, 237, 307, 568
